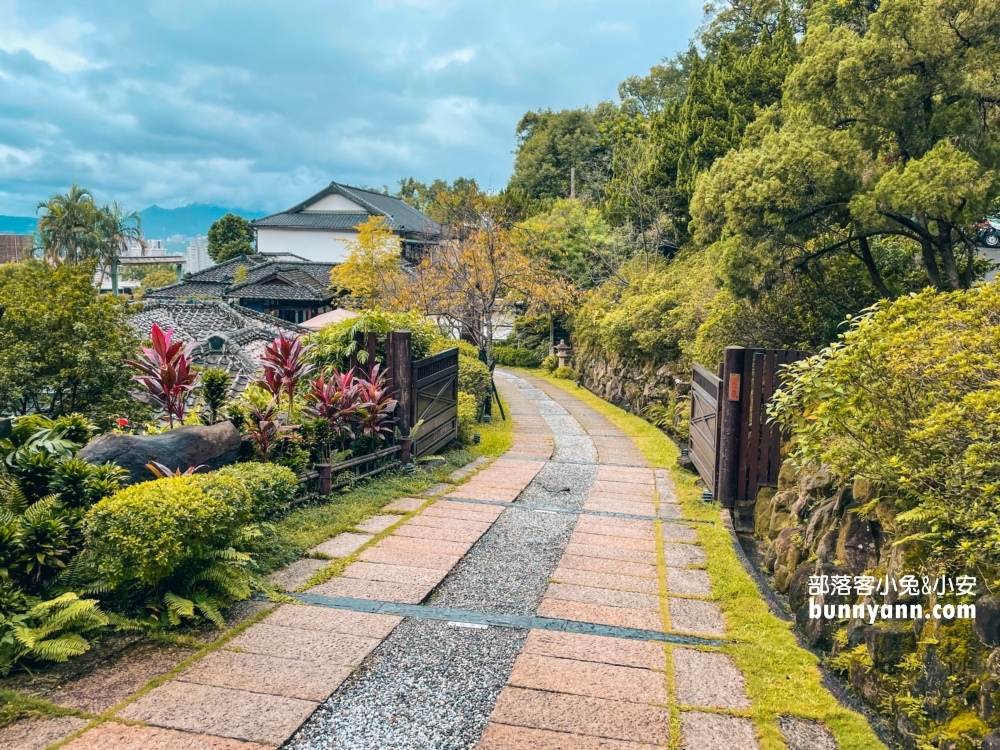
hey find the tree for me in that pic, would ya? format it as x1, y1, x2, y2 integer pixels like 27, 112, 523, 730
96, 202, 142, 276
136, 266, 179, 296
328, 216, 405, 308
519, 198, 618, 289
691, 0, 1000, 295
0, 261, 145, 426
37, 185, 102, 267
207, 213, 256, 263
396, 177, 484, 225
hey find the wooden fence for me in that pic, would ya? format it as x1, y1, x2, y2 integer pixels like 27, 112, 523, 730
689, 346, 808, 529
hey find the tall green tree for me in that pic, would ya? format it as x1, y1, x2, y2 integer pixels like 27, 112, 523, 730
207, 213, 256, 263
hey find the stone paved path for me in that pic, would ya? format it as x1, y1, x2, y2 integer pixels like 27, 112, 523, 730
46, 370, 842, 749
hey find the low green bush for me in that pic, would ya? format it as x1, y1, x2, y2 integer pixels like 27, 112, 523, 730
217, 462, 299, 521
552, 366, 578, 380
430, 338, 479, 359
458, 355, 491, 406
457, 392, 479, 445
493, 346, 543, 368
541, 354, 558, 373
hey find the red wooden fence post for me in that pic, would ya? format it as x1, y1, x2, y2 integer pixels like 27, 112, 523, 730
717, 346, 746, 510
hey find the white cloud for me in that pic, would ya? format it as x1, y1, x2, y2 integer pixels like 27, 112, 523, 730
0, 5, 103, 73
423, 47, 475, 72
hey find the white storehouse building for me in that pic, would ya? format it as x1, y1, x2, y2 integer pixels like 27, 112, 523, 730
251, 182, 440, 263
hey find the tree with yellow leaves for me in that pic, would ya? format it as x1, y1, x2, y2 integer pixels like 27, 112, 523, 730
329, 216, 405, 308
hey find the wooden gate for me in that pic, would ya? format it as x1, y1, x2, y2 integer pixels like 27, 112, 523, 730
690, 347, 808, 527
689, 363, 722, 495
410, 347, 459, 457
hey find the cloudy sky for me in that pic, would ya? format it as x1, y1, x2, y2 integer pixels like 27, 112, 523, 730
0, 0, 702, 215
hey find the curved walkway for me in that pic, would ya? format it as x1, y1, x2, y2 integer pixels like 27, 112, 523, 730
55, 371, 837, 750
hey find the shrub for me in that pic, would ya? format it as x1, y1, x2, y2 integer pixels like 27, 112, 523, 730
198, 369, 232, 425
493, 346, 543, 368
217, 462, 299, 521
552, 366, 577, 380
457, 392, 479, 445
541, 354, 558, 373
308, 309, 443, 370
459, 355, 492, 406
1, 494, 78, 595
431, 338, 479, 359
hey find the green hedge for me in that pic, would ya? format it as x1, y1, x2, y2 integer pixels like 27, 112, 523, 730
458, 355, 491, 405
493, 346, 543, 368
217, 462, 299, 520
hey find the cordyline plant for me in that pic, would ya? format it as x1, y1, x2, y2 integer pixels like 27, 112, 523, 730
304, 367, 360, 453
355, 363, 398, 441
246, 400, 299, 462
124, 324, 199, 428
256, 333, 313, 421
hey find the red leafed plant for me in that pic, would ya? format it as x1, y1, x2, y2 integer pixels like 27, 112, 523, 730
354, 363, 398, 440
305, 367, 360, 451
256, 333, 313, 420
124, 323, 199, 428
246, 399, 299, 462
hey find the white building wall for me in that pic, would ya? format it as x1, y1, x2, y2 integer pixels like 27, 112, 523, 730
256, 228, 356, 262
303, 194, 366, 211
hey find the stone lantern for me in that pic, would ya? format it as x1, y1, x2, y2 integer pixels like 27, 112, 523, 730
555, 339, 572, 369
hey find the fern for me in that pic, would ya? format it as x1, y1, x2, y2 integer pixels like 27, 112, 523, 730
1, 592, 107, 675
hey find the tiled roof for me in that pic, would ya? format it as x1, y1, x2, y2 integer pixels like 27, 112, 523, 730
252, 212, 372, 230
144, 256, 336, 303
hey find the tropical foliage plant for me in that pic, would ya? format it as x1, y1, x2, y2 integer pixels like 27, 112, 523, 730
124, 323, 199, 428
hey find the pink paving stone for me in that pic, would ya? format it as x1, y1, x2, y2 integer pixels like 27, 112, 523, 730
177, 649, 352, 701
478, 723, 651, 750
584, 499, 658, 517
491, 687, 671, 744
662, 524, 699, 543
507, 653, 667, 704
307, 576, 434, 604
537, 598, 664, 631
663, 542, 707, 567
422, 504, 503, 522
377, 534, 473, 556
383, 496, 426, 512
590, 481, 655, 497
563, 543, 657, 564
666, 567, 713, 596
264, 558, 329, 591
264, 604, 401, 638
596, 466, 655, 479
394, 522, 485, 544
551, 567, 660, 595
359, 546, 460, 570
355, 514, 405, 534
545, 582, 660, 611
680, 711, 759, 749
226, 623, 382, 664
0, 716, 89, 750
558, 554, 658, 578
406, 514, 492, 533
659, 504, 684, 519
117, 681, 317, 746
669, 598, 727, 636
61, 722, 265, 750
310, 532, 373, 558
522, 630, 665, 670
673, 648, 751, 709
570, 531, 656, 552
445, 485, 521, 502
342, 561, 447, 586
574, 518, 655, 539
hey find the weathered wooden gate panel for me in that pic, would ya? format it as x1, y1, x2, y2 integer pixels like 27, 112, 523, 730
689, 363, 722, 494
410, 347, 459, 458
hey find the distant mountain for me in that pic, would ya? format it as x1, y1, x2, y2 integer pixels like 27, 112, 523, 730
0, 215, 38, 234
138, 204, 267, 240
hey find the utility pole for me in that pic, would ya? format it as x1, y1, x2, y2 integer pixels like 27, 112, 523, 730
570, 167, 576, 200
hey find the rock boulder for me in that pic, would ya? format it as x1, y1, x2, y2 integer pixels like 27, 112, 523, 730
77, 422, 242, 484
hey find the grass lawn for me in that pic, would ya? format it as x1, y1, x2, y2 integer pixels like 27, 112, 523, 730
526, 370, 885, 750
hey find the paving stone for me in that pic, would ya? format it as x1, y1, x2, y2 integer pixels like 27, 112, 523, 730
61, 722, 265, 750
546, 582, 660, 611
661, 524, 699, 543
595, 468, 655, 484
669, 598, 727, 636
663, 542, 707, 567
393, 522, 485, 544
447, 456, 491, 481
117, 680, 317, 746
666, 567, 713, 596
178, 649, 352, 701
584, 499, 658, 516
778, 716, 839, 750
226, 623, 382, 665
507, 653, 667, 704
446, 485, 521, 502
564, 542, 658, 564
680, 711, 759, 749
570, 531, 656, 552
537, 598, 664, 631
383, 496, 426, 512
575, 518, 655, 539
310, 532, 372, 558
673, 648, 750, 709
50, 642, 194, 713
558, 554, 658, 578
359, 546, 460, 570
342, 561, 446, 586
658, 504, 683, 519
307, 576, 434, 603
491, 687, 671, 744
522, 630, 665, 670
590, 481, 655, 497
406, 514, 492, 533
0, 716, 89, 750
376, 533, 473, 556
265, 604, 401, 638
551, 567, 660, 595
264, 558, 329, 590
420, 482, 453, 496
355, 514, 405, 534
478, 723, 650, 749
422, 504, 504, 522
